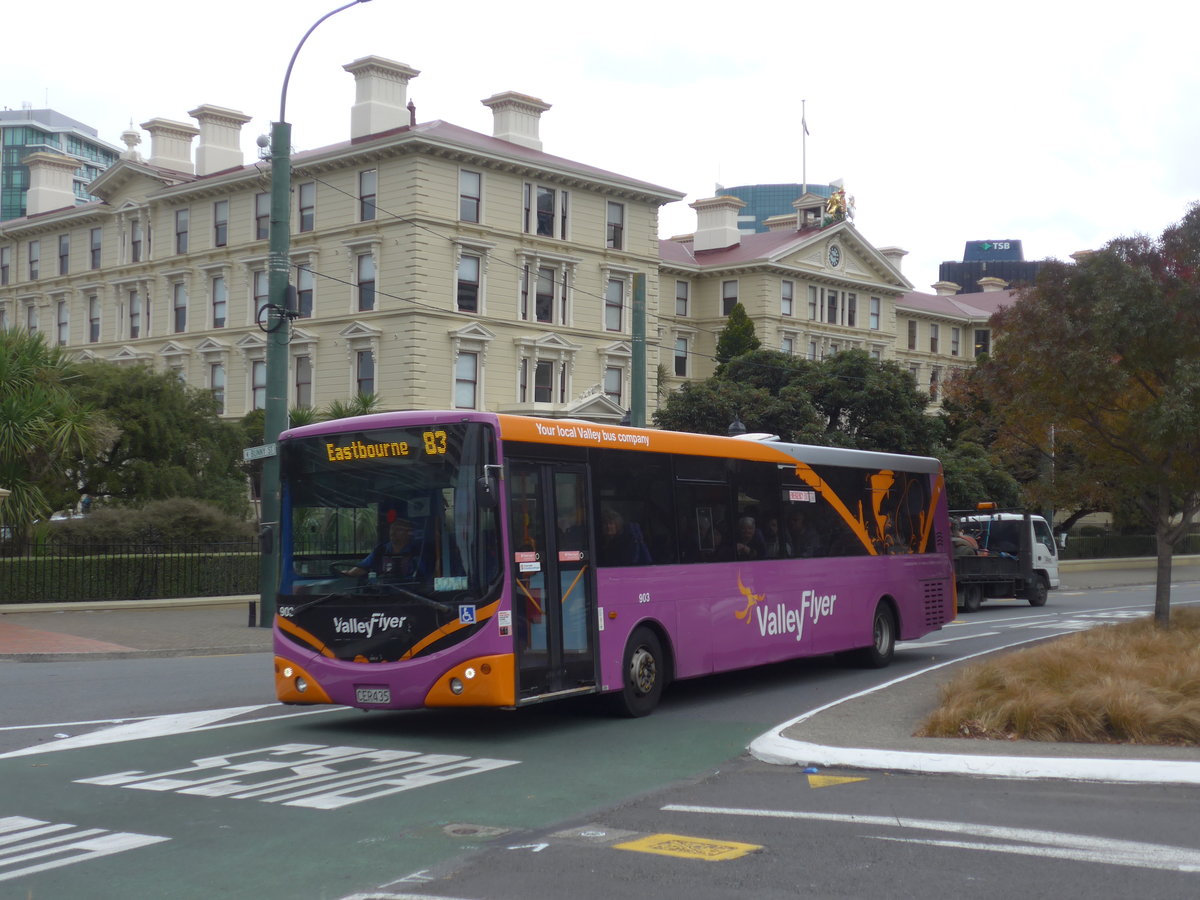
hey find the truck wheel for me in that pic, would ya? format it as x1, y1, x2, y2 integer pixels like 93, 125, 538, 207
959, 585, 982, 613
856, 603, 896, 669
1028, 574, 1049, 607
614, 627, 665, 717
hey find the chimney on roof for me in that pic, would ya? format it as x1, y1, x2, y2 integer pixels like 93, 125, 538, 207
189, 105, 252, 176
977, 276, 1009, 292
932, 281, 961, 296
879, 246, 907, 272
23, 151, 78, 215
140, 117, 199, 174
482, 91, 551, 151
690, 195, 745, 252
343, 56, 420, 139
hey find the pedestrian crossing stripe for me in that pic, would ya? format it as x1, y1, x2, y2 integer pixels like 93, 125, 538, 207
808, 774, 868, 788
613, 833, 761, 861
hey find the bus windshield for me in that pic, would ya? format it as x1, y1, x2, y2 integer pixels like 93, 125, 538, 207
278, 422, 501, 659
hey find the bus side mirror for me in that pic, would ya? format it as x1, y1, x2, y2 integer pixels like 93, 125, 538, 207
477, 465, 501, 509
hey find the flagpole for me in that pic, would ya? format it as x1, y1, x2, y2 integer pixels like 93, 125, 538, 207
801, 99, 808, 196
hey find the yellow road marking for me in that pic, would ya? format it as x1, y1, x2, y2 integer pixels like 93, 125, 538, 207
808, 774, 868, 788
613, 833, 761, 861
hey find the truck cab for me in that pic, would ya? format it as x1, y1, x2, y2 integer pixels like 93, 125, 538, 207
953, 508, 1059, 611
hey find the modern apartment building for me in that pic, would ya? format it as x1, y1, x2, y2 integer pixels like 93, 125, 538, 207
0, 57, 684, 423
0, 108, 120, 221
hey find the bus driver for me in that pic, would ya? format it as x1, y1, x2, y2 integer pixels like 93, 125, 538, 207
350, 517, 426, 579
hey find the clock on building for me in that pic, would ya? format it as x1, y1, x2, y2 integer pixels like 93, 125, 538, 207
828, 245, 841, 267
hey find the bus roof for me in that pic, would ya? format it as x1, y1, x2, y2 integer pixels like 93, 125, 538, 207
281, 410, 942, 474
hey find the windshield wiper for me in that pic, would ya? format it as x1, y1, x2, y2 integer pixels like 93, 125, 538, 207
288, 584, 454, 616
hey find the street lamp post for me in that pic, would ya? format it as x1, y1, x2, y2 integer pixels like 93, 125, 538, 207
259, 0, 372, 627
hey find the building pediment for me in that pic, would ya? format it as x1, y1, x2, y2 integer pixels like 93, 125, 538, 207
86, 158, 193, 206
337, 321, 382, 340
194, 337, 229, 355
513, 331, 580, 352
449, 322, 496, 342
768, 221, 912, 290
158, 341, 191, 357
598, 340, 632, 357
110, 345, 153, 363
565, 392, 626, 422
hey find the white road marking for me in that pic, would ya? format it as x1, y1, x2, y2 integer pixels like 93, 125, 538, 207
0, 816, 169, 883
0, 716, 158, 732
76, 743, 521, 811
898, 631, 999, 648
0, 704, 342, 759
663, 804, 1200, 873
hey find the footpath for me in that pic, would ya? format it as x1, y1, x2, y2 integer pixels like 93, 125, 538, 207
3, 558, 1200, 784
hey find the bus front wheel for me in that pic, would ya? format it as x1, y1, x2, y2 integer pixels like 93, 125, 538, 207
615, 627, 665, 717
857, 603, 896, 669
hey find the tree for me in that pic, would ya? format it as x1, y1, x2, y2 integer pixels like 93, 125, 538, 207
66, 362, 248, 515
714, 303, 761, 374
798, 350, 943, 456
655, 348, 939, 456
0, 330, 97, 540
976, 205, 1200, 626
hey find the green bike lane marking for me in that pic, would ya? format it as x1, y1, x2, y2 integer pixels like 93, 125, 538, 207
0, 704, 772, 898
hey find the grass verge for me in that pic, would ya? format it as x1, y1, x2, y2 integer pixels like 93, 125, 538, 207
917, 607, 1200, 745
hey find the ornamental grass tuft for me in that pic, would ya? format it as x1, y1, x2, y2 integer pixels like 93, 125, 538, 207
917, 607, 1200, 745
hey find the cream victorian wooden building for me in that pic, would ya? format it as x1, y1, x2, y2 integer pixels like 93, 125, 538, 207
659, 193, 913, 384
0, 56, 683, 424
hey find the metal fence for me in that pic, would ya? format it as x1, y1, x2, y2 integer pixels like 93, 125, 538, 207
1060, 533, 1200, 560
0, 539, 260, 604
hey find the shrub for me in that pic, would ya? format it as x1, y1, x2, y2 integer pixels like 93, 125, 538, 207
46, 498, 255, 547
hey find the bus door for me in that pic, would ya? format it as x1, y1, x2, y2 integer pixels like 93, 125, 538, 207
506, 460, 597, 701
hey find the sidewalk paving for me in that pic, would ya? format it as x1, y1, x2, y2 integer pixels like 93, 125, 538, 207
0, 596, 271, 661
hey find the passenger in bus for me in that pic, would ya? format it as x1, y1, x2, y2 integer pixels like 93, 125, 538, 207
762, 515, 786, 558
785, 507, 822, 558
349, 517, 428, 579
599, 506, 652, 566
734, 516, 767, 560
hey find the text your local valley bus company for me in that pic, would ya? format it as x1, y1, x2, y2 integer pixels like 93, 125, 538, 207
273, 411, 955, 716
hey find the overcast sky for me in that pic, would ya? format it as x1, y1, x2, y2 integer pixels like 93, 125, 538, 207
7, 0, 1198, 290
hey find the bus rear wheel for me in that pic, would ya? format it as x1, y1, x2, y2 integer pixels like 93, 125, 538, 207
615, 627, 665, 717
857, 603, 896, 669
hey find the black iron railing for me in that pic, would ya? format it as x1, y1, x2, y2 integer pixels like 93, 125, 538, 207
0, 539, 260, 604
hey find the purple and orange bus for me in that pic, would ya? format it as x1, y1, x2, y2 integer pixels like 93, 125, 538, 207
273, 411, 955, 716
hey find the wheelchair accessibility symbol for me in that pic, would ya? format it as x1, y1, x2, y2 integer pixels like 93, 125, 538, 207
458, 605, 477, 625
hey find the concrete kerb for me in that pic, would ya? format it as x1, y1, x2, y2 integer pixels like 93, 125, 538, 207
0, 595, 258, 615
749, 605, 1200, 786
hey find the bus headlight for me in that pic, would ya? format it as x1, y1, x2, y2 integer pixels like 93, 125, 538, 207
450, 677, 464, 695
295, 676, 308, 693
